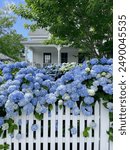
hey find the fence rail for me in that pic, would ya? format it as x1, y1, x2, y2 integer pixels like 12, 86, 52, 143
0, 101, 113, 150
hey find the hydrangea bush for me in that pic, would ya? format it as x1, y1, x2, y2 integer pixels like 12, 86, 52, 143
0, 57, 113, 142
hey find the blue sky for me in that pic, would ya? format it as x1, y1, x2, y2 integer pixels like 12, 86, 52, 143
0, 0, 30, 37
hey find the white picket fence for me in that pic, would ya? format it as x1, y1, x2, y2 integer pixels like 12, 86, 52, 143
0, 101, 113, 150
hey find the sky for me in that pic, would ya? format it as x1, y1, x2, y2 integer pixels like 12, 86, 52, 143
0, 0, 29, 37
0, 0, 32, 61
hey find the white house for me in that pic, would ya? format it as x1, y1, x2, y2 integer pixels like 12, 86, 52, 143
22, 29, 79, 67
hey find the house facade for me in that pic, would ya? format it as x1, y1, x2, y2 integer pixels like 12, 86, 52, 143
22, 29, 79, 67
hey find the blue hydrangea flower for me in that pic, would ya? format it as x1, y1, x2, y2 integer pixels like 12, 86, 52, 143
23, 103, 34, 115
56, 85, 66, 95
107, 102, 113, 112
89, 121, 96, 129
0, 95, 6, 106
2, 67, 11, 73
100, 57, 108, 64
35, 76, 43, 83
7, 85, 19, 93
4, 74, 13, 80
31, 124, 38, 131
70, 93, 79, 102
24, 92, 33, 101
42, 80, 52, 89
64, 100, 75, 108
10, 134, 14, 138
70, 127, 77, 135
103, 84, 113, 95
82, 61, 88, 69
34, 82, 40, 90
77, 85, 88, 97
25, 74, 33, 82
45, 93, 57, 104
35, 102, 47, 114
55, 120, 58, 131
0, 76, 3, 83
0, 117, 4, 127
84, 96, 94, 105
98, 77, 108, 86
16, 133, 22, 140
8, 90, 24, 103
18, 119, 22, 125
81, 105, 93, 116
72, 106, 80, 115
107, 58, 113, 64
90, 58, 99, 65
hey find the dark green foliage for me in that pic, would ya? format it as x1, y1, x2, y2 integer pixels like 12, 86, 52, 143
13, 0, 112, 57
0, 8, 25, 61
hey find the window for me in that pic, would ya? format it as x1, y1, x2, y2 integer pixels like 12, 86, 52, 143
43, 53, 51, 64
61, 53, 68, 63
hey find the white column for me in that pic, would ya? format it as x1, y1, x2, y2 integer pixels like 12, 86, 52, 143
25, 46, 28, 62
57, 46, 61, 65
31, 49, 34, 67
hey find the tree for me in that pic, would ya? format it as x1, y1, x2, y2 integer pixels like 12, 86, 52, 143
13, 0, 112, 58
0, 7, 24, 61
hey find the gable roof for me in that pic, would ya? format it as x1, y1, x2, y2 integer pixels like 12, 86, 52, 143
0, 53, 14, 62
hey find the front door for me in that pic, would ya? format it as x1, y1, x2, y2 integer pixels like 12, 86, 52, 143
43, 53, 51, 64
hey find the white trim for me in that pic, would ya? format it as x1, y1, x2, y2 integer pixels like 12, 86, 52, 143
29, 36, 49, 38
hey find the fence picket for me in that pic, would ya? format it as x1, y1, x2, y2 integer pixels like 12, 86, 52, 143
94, 102, 100, 150
0, 101, 112, 150
79, 106, 85, 150
43, 109, 48, 150
65, 106, 70, 150
13, 115, 19, 150
50, 105, 56, 150
100, 100, 109, 150
72, 115, 78, 150
28, 113, 34, 150
110, 141, 113, 150
58, 104, 63, 150
87, 116, 92, 150
36, 116, 41, 150
20, 114, 26, 150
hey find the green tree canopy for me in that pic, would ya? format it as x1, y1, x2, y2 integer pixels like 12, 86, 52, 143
13, 0, 112, 58
0, 7, 25, 61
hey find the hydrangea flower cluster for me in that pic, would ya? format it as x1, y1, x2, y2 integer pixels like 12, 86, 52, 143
59, 62, 77, 73
0, 61, 55, 120
52, 57, 113, 116
0, 57, 113, 139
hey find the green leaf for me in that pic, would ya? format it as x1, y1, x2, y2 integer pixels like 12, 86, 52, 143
2, 131, 6, 138
6, 118, 14, 124
8, 123, 18, 134
83, 127, 90, 138
48, 104, 53, 111
83, 130, 89, 138
109, 112, 113, 122
42, 85, 48, 91
0, 145, 4, 149
107, 127, 113, 141
0, 143, 10, 150
0, 128, 3, 137
34, 112, 43, 120
3, 144, 9, 149
13, 124, 18, 130
59, 105, 63, 109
